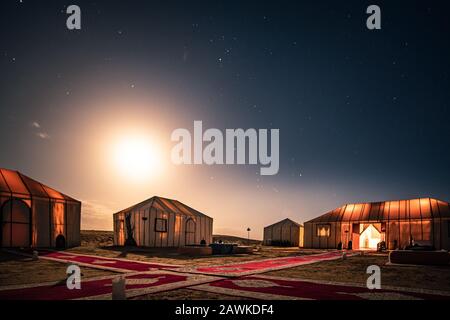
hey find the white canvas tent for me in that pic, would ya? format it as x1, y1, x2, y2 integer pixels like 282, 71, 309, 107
0, 168, 81, 248
263, 218, 304, 247
113, 196, 213, 247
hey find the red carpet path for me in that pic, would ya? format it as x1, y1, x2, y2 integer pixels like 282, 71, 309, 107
0, 271, 220, 300
175, 251, 355, 276
192, 275, 450, 300
3, 250, 449, 300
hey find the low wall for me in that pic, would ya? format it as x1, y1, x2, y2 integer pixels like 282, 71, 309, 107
389, 250, 450, 266
177, 246, 212, 256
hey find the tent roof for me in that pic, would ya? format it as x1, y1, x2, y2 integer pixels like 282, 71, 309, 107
305, 197, 450, 224
0, 168, 80, 203
114, 196, 212, 219
265, 218, 302, 228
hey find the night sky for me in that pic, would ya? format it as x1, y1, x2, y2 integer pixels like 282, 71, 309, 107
1, 0, 449, 237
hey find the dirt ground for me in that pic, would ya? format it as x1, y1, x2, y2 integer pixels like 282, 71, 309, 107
134, 288, 249, 300
0, 251, 114, 286
0, 236, 324, 288
1, 230, 449, 299
134, 253, 450, 299
67, 245, 325, 267
266, 253, 450, 292
75, 230, 308, 267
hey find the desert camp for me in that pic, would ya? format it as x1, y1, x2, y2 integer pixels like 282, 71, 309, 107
1, 184, 450, 300
0, 168, 81, 248
263, 218, 304, 247
113, 196, 213, 247
304, 197, 450, 250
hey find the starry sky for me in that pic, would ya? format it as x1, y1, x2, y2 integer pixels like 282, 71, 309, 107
1, 0, 449, 238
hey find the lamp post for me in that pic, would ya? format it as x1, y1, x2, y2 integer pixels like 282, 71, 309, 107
247, 228, 251, 246
142, 216, 148, 247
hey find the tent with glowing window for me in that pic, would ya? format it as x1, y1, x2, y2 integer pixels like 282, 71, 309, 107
113, 196, 213, 247
304, 198, 450, 250
0, 168, 81, 248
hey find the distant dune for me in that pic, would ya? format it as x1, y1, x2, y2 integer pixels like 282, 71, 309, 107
212, 234, 261, 245
81, 230, 114, 247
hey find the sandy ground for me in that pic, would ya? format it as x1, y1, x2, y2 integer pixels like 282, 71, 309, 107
75, 230, 302, 267
0, 251, 113, 286
266, 253, 450, 292
1, 230, 449, 299
67, 245, 325, 267
133, 253, 450, 299
134, 288, 250, 300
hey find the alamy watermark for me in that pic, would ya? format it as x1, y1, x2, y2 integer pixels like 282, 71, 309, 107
366, 5, 381, 30
366, 265, 381, 289
66, 5, 81, 30
65, 5, 380, 31
66, 264, 81, 290
171, 121, 280, 175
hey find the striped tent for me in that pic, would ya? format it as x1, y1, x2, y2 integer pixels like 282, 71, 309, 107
0, 168, 81, 248
113, 196, 213, 247
263, 218, 304, 247
304, 197, 450, 250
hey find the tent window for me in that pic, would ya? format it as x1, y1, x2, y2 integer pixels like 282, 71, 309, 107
155, 218, 167, 233
316, 224, 330, 237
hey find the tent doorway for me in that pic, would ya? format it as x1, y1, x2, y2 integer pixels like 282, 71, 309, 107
185, 219, 196, 245
1, 199, 31, 248
55, 234, 66, 249
359, 224, 381, 250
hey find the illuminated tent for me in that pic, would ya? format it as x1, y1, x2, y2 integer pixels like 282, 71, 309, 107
0, 168, 81, 248
263, 218, 304, 247
113, 196, 213, 247
304, 198, 450, 250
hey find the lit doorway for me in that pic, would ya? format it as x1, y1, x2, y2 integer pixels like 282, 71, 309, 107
359, 224, 381, 250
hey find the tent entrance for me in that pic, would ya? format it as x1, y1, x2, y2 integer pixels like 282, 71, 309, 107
185, 219, 196, 245
1, 199, 31, 248
55, 234, 66, 249
359, 224, 381, 250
